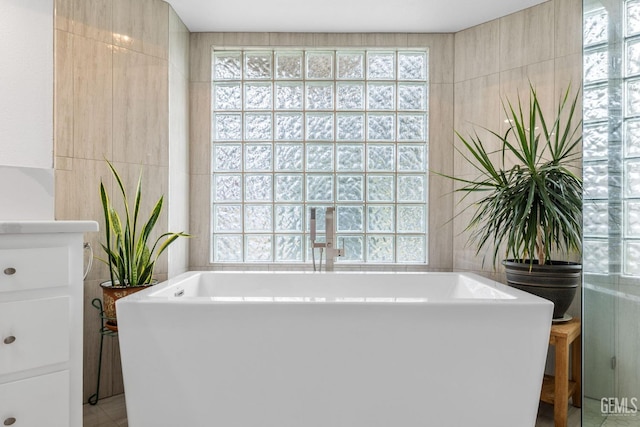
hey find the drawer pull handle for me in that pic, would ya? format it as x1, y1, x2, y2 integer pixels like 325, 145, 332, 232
3, 268, 16, 276
4, 417, 16, 426
3, 336, 16, 345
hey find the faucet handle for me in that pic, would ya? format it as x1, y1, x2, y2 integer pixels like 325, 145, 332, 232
337, 237, 345, 257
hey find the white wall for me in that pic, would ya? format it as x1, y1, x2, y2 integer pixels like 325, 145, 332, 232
0, 0, 54, 219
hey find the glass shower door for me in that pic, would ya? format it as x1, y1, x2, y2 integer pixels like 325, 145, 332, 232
583, 0, 640, 425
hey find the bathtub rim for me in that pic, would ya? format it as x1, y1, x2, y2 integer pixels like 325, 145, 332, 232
116, 270, 556, 308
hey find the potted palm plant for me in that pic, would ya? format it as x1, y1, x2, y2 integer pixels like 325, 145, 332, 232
99, 160, 189, 330
446, 83, 582, 320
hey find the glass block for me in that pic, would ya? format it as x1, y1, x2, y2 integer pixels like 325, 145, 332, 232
306, 113, 334, 141
306, 144, 334, 171
214, 205, 242, 232
306, 52, 333, 79
275, 113, 303, 140
213, 235, 242, 262
337, 113, 364, 141
214, 174, 242, 201
337, 144, 364, 171
306, 205, 327, 232
367, 52, 395, 80
244, 113, 272, 141
398, 175, 426, 202
337, 206, 364, 232
244, 143, 272, 171
275, 143, 303, 171
398, 83, 427, 111
627, 159, 640, 197
275, 235, 303, 262
306, 82, 334, 110
244, 52, 272, 79
275, 205, 303, 232
398, 114, 426, 141
337, 52, 364, 79
397, 205, 426, 233
398, 52, 427, 81
628, 80, 640, 116
367, 235, 394, 263
245, 174, 272, 201
583, 124, 608, 160
397, 236, 425, 263
625, 240, 640, 275
245, 83, 272, 110
367, 175, 394, 202
213, 83, 241, 110
275, 82, 303, 110
367, 114, 395, 141
367, 83, 395, 110
626, 201, 640, 237
628, 1, 640, 37
583, 200, 609, 237
245, 235, 273, 261
337, 175, 364, 202
275, 52, 303, 79
213, 51, 241, 80
275, 174, 303, 202
628, 120, 640, 159
306, 175, 333, 202
337, 83, 364, 110
398, 144, 426, 171
628, 40, 640, 77
584, 8, 608, 46
583, 48, 608, 83
338, 236, 364, 262
583, 162, 609, 199
367, 205, 395, 232
214, 113, 242, 141
583, 86, 609, 122
245, 205, 273, 232
368, 144, 395, 171
583, 239, 609, 274
213, 144, 242, 171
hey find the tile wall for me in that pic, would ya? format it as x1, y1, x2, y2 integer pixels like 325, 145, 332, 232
452, 0, 583, 296
53, 0, 189, 401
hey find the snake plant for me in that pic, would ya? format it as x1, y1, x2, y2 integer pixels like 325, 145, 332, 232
99, 160, 189, 287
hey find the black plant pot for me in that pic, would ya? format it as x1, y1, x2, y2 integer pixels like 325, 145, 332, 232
502, 259, 582, 320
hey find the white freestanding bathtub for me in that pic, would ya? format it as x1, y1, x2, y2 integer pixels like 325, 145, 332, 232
117, 271, 553, 427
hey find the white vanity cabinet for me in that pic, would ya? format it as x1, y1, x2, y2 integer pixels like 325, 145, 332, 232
0, 221, 98, 427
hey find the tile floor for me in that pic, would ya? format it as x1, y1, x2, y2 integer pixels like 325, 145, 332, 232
582, 397, 640, 427
84, 394, 587, 427
83, 394, 128, 427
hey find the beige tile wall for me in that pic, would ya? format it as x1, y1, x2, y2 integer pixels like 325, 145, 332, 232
189, 32, 456, 271
452, 0, 583, 302
54, 0, 188, 402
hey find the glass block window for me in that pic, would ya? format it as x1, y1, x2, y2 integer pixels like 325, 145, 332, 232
211, 48, 429, 264
582, 1, 640, 276
582, 5, 612, 275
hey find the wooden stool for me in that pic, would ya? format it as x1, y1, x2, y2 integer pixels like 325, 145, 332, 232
540, 317, 581, 427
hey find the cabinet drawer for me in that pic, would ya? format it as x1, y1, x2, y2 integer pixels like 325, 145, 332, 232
0, 247, 69, 293
0, 297, 70, 375
0, 371, 69, 427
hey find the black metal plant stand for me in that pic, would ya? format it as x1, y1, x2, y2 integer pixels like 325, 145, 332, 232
87, 298, 118, 405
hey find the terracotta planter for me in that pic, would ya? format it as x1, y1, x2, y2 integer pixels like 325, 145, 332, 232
100, 281, 154, 331
502, 260, 582, 320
